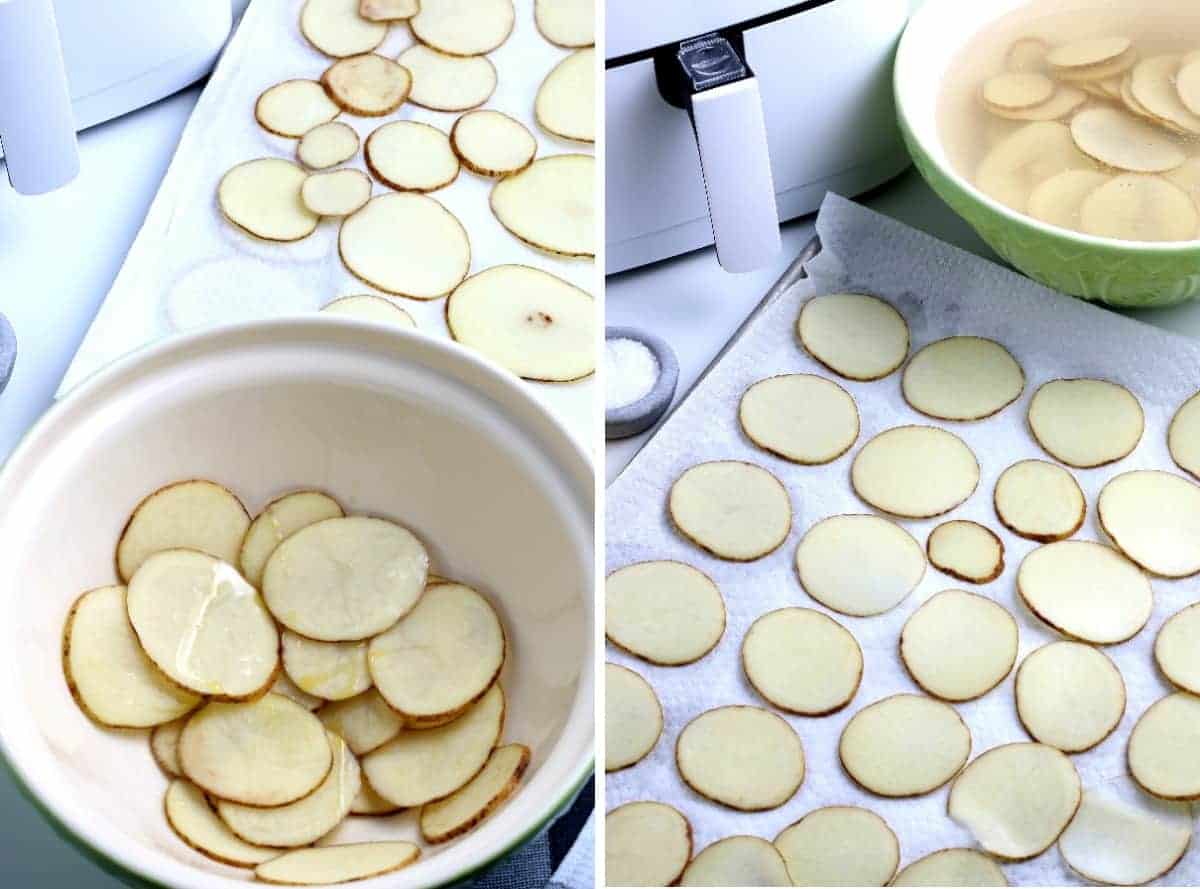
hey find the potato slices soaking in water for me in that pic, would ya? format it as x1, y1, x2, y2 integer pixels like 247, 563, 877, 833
605, 560, 725, 666
739, 374, 859, 464
900, 590, 1017, 702
669, 460, 791, 561
742, 608, 863, 715
796, 293, 909, 380
851, 426, 979, 518
901, 336, 1024, 421
606, 802, 692, 889
774, 806, 899, 887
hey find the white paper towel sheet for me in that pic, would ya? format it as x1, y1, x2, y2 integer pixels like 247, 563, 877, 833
605, 193, 1200, 886
58, 0, 594, 445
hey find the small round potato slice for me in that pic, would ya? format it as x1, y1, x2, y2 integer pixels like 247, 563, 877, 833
680, 836, 791, 887
1007, 37, 1047, 73
606, 801, 692, 888
1169, 390, 1200, 478
301, 0, 387, 58
668, 460, 791, 561
982, 72, 1054, 109
301, 168, 371, 216
1027, 169, 1111, 230
358, 0, 416, 21
164, 779, 277, 868
365, 120, 459, 192
240, 490, 344, 587
255, 842, 420, 885
605, 560, 725, 666
1048, 37, 1132, 70
1027, 378, 1143, 467
926, 521, 1004, 584
851, 426, 979, 518
151, 717, 188, 776
1178, 58, 1200, 116
1070, 107, 1185, 173
321, 54, 412, 116
739, 374, 859, 464
1059, 790, 1192, 886
774, 806, 899, 887
255, 80, 340, 138
419, 743, 529, 843
892, 849, 1009, 887
297, 121, 360, 170
397, 45, 497, 112
536, 49, 595, 143
490, 154, 594, 257
1015, 642, 1125, 752
1128, 693, 1200, 800
536, 0, 593, 48
741, 608, 862, 715
901, 590, 1017, 702
993, 459, 1085, 542
1155, 603, 1200, 695
901, 336, 1024, 421
1099, 470, 1200, 577
283, 632, 370, 702
975, 121, 1092, 212
606, 663, 662, 772
320, 295, 416, 327
796, 293, 908, 380
450, 110, 536, 177
409, 0, 514, 56
1131, 55, 1200, 135
987, 86, 1086, 122
318, 689, 403, 755
219, 159, 320, 243
1056, 48, 1137, 83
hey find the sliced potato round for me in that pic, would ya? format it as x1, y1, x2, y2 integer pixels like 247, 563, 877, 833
892, 849, 1008, 887
901, 590, 1018, 702
535, 0, 593, 47
987, 86, 1086, 122
283, 632, 370, 702
1070, 107, 1185, 173
948, 743, 1081, 860
606, 663, 662, 772
839, 694, 971, 797
1169, 391, 1200, 478
975, 121, 1092, 212
851, 426, 979, 518
1132, 55, 1200, 134
1155, 603, 1200, 694
339, 192, 471, 298
255, 842, 420, 885
491, 154, 594, 257
63, 585, 199, 728
263, 515, 428, 641
1027, 378, 1144, 467
318, 689, 403, 755
256, 80, 340, 138
742, 608, 862, 715
446, 265, 595, 382
1015, 642, 1125, 752
926, 521, 1005, 585
397, 44, 496, 112
320, 294, 415, 327
350, 780, 402, 815
272, 675, 322, 711
321, 54, 412, 116
240, 491, 344, 588
796, 293, 908, 380
1178, 58, 1200, 116
420, 743, 528, 843
117, 479, 250, 581
219, 159, 320, 243
365, 121, 459, 192
451, 110, 536, 177
301, 0, 387, 58
536, 49, 595, 143
795, 514, 925, 617
1128, 692, 1200, 799
901, 336, 1024, 421
1017, 540, 1152, 644
1083, 173, 1199, 242
739, 374, 859, 464
773, 806, 899, 887
297, 121, 360, 170
605, 801, 692, 889
1007, 37, 1047, 73
1057, 47, 1137, 82
605, 560, 725, 666
409, 0, 514, 56
1027, 169, 1111, 229
301, 168, 371, 216
676, 706, 804, 811
1048, 37, 1132, 69
151, 717, 188, 776
358, 0, 416, 22
982, 72, 1054, 109
993, 459, 1085, 542
668, 460, 791, 561
179, 694, 332, 807
1059, 790, 1191, 886
1099, 470, 1200, 577
680, 836, 791, 887
164, 779, 277, 868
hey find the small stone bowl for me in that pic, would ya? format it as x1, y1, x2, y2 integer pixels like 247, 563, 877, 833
605, 326, 679, 440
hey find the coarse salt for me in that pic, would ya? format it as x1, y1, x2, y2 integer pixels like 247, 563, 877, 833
606, 338, 659, 410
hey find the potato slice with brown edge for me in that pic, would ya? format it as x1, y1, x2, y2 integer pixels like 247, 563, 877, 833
301, 168, 371, 217
926, 521, 1004, 584
742, 608, 862, 715
536, 49, 595, 143
255, 842, 420, 885
420, 743, 529, 843
451, 110, 536, 177
1099, 470, 1200, 577
1058, 791, 1192, 886
606, 801, 692, 888
605, 560, 725, 666
398, 45, 497, 112
1155, 603, 1200, 695
283, 632, 370, 702
739, 374, 859, 464
300, 0, 387, 58
680, 836, 791, 887
358, 0, 416, 21
892, 848, 1008, 887
535, 0, 593, 48
63, 586, 199, 728
605, 663, 662, 772
1129, 692, 1200, 800
1027, 378, 1144, 468
240, 490, 343, 588
409, 0, 514, 57
318, 689, 403, 755
151, 717, 188, 776
1178, 58, 1200, 116
1015, 642, 1125, 752
1056, 48, 1137, 83
1132, 55, 1200, 135
180, 694, 332, 807
321, 54, 412, 117
982, 72, 1053, 109
255, 80, 340, 138
669, 460, 791, 561
273, 675, 322, 711
994, 459, 1085, 542
774, 806, 900, 887
164, 780, 276, 868
321, 295, 416, 327
852, 426, 979, 519
1169, 390, 1200, 479
297, 121, 360, 170
1027, 170, 1111, 232
351, 780, 402, 816
1070, 107, 1185, 173
901, 591, 1017, 702
901, 336, 1024, 421
219, 159, 320, 243
490, 154, 594, 257
365, 121, 460, 192
986, 85, 1086, 122
975, 121, 1092, 212
797, 292, 908, 380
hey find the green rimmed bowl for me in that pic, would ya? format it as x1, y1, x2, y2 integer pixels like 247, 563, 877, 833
895, 0, 1200, 308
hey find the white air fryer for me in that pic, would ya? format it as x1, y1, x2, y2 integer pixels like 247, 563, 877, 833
606, 0, 915, 273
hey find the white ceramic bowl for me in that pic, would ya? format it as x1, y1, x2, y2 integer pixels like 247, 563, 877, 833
0, 319, 594, 888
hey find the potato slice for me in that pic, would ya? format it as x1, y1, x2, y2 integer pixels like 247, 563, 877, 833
350, 780, 402, 816
1070, 108, 1185, 173
320, 295, 416, 327
117, 479, 250, 582
773, 806, 899, 887
358, 0, 416, 21
739, 374, 859, 464
450, 110, 537, 177
318, 689, 403, 755
1177, 58, 1200, 116
851, 426, 979, 518
1169, 391, 1200, 478
948, 743, 1081, 860
901, 591, 1017, 702
1098, 470, 1200, 577
987, 86, 1086, 122
283, 632, 370, 702
1049, 37, 1132, 69
1027, 378, 1144, 467
255, 842, 420, 885
1155, 603, 1200, 695
975, 121, 1092, 212
993, 459, 1085, 542
926, 521, 1004, 585
1017, 540, 1152, 644
218, 159, 320, 243
164, 780, 276, 868
409, 0, 514, 56
240, 491, 344, 588
742, 608, 862, 715
1006, 37, 1047, 73
982, 73, 1054, 109
605, 560, 725, 666
795, 514, 925, 616
536, 49, 595, 143
680, 836, 791, 887
420, 743, 528, 843
151, 717, 187, 776
339, 193, 471, 298
321, 54, 412, 116
1128, 693, 1200, 799
676, 706, 804, 810
668, 461, 791, 561
1057, 48, 1137, 83
535, 0, 593, 48
272, 675, 322, 711
446, 265, 595, 382
1015, 642, 1125, 752
297, 121, 360, 170
839, 694, 971, 797
491, 154, 594, 257
301, 168, 371, 216
365, 121, 459, 193
62, 586, 199, 728
397, 45, 497, 112
901, 336, 1024, 421
301, 0, 387, 57
362, 684, 504, 808
1059, 791, 1191, 886
1028, 169, 1110, 229
796, 293, 908, 380
256, 80, 340, 138
263, 515, 428, 641
892, 849, 1008, 887
1132, 55, 1200, 134
605, 663, 662, 772
606, 801, 692, 888
180, 694, 332, 807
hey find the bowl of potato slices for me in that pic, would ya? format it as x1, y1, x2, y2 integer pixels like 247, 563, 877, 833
0, 317, 593, 887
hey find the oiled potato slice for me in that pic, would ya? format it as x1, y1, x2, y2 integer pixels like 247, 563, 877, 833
1049, 37, 1132, 69
797, 293, 908, 380
366, 120, 459, 192
321, 54, 412, 116
164, 780, 276, 868
605, 801, 692, 888
297, 121, 360, 170
272, 675, 322, 711
420, 743, 529, 843
1027, 378, 1143, 467
350, 780, 402, 816
490, 154, 594, 257
605, 561, 724, 666
1059, 791, 1191, 886
1128, 693, 1200, 799
240, 490, 344, 587
982, 73, 1053, 109
451, 110, 536, 177
283, 632, 370, 702
851, 426, 979, 518
987, 86, 1086, 122
1081, 174, 1199, 242
742, 608, 862, 715
409, 0, 514, 56
301, 168, 371, 217
739, 374, 859, 464
536, 49, 595, 142
901, 336, 1024, 421
255, 842, 420, 885
892, 849, 1008, 886
1131, 55, 1200, 135
774, 806, 899, 887
1029, 169, 1111, 227
301, 0, 387, 58
1070, 107, 1185, 173
926, 521, 1004, 584
975, 121, 1092, 212
398, 45, 497, 111
680, 836, 791, 887
318, 689, 403, 755
668, 461, 791, 561
1015, 642, 1125, 752
1169, 391, 1200, 478
256, 80, 340, 138
219, 159, 320, 243
320, 295, 416, 327
358, 0, 416, 21
151, 717, 188, 776
1155, 603, 1200, 694
605, 663, 662, 772
993, 459, 1085, 541
900, 590, 1017, 702
1099, 470, 1200, 577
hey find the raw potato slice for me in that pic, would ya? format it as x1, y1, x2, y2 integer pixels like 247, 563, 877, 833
606, 663, 662, 772
892, 849, 1008, 887
446, 265, 595, 382
1178, 58, 1200, 116
1070, 108, 1185, 173
256, 80, 340, 138
283, 632, 370, 702
975, 121, 1092, 212
409, 0, 515, 57
535, 0, 593, 48
216, 731, 360, 848
301, 0, 387, 58
240, 491, 344, 588
365, 121, 460, 192
839, 694, 971, 797
359, 0, 417, 21
982, 72, 1054, 109
1015, 642, 1125, 752
536, 49, 595, 142
1007, 37, 1047, 73
451, 110, 536, 177
320, 295, 416, 327
318, 689, 403, 755
419, 743, 529, 843
398, 45, 497, 112
297, 121, 359, 171
680, 836, 791, 887
263, 515, 428, 641
796, 293, 908, 380
994, 459, 1086, 542
676, 706, 804, 810
179, 694, 332, 807
948, 743, 1081, 860
605, 801, 692, 889
1027, 379, 1144, 467
272, 675, 322, 711
62, 586, 199, 728
1128, 693, 1200, 799
774, 807, 899, 887
1099, 470, 1200, 577
1057, 48, 1137, 83
901, 336, 1024, 421
255, 842, 420, 885
362, 684, 504, 808
1156, 603, 1200, 694
339, 193, 471, 298
741, 608, 862, 715
795, 514, 926, 617
987, 86, 1086, 122
926, 521, 1005, 584
1048, 37, 1132, 69
321, 54, 412, 116
738, 374, 859, 464
668, 461, 791, 561
301, 168, 371, 216
851, 426, 979, 518
351, 781, 402, 815
1169, 391, 1200, 478
490, 154, 594, 257
901, 591, 1017, 702
1132, 56, 1200, 135
151, 718, 187, 776
1017, 541, 1152, 644
1028, 169, 1111, 229
605, 560, 725, 666
117, 479, 250, 582
164, 780, 276, 868
1059, 791, 1191, 886
219, 159, 320, 243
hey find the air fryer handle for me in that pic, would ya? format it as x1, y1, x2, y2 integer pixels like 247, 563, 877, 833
0, 0, 79, 194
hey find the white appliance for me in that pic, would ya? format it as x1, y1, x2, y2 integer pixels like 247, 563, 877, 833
0, 0, 242, 194
606, 0, 914, 273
